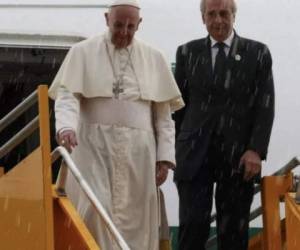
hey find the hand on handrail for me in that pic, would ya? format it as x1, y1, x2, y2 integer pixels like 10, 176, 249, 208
57, 129, 78, 153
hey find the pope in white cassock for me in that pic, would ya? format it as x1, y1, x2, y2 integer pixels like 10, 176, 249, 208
49, 0, 184, 249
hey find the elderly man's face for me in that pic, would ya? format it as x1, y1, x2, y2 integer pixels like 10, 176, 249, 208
202, 0, 235, 42
105, 5, 141, 49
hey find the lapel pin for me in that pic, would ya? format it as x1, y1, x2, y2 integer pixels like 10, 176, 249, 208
235, 54, 241, 61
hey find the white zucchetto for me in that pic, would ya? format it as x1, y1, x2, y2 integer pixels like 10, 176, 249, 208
109, 0, 140, 9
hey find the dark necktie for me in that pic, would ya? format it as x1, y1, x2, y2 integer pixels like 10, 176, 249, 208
213, 42, 227, 86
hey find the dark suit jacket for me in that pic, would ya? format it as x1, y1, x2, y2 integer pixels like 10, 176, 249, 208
174, 33, 275, 181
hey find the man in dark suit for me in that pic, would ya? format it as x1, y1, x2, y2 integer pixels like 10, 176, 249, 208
173, 0, 274, 249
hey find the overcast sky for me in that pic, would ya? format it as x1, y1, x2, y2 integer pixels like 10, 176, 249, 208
1, 0, 300, 226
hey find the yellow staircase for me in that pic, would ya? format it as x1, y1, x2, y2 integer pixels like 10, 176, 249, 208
0, 85, 172, 250
0, 85, 99, 250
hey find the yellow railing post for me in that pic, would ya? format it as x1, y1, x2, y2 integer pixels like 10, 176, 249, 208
285, 193, 300, 250
261, 174, 293, 250
38, 85, 54, 250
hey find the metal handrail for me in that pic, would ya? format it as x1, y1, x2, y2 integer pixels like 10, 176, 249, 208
0, 116, 39, 159
273, 157, 300, 176
51, 146, 130, 250
0, 90, 37, 133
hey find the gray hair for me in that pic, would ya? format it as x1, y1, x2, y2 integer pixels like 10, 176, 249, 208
200, 0, 237, 14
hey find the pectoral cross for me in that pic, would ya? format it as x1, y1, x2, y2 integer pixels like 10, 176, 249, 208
113, 81, 124, 99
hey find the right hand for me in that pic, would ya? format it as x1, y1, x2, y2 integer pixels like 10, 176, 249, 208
239, 150, 261, 182
57, 129, 78, 153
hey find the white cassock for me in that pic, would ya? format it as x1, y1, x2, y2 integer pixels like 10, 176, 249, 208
49, 32, 184, 250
